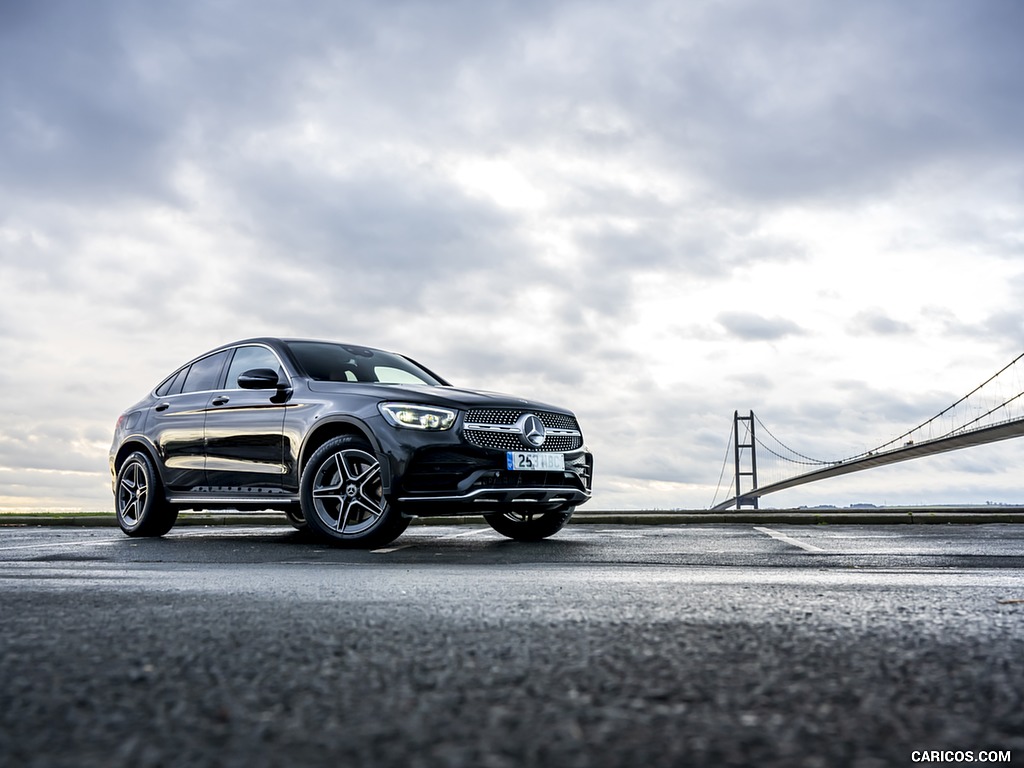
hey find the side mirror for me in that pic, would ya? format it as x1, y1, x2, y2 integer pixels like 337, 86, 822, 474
237, 368, 282, 390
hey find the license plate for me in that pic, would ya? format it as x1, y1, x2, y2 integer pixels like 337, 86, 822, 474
507, 452, 565, 471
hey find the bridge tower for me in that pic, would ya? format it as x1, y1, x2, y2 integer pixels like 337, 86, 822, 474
733, 410, 759, 509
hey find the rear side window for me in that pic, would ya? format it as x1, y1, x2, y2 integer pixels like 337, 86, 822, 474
154, 368, 185, 397
181, 351, 229, 394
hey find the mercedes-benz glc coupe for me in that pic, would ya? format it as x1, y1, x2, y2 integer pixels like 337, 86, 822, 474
110, 338, 593, 547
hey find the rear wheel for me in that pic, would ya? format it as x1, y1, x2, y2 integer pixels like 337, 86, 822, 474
484, 507, 574, 541
300, 436, 409, 548
115, 451, 178, 537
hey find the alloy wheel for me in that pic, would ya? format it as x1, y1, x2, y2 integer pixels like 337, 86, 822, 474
117, 458, 148, 526
310, 448, 384, 535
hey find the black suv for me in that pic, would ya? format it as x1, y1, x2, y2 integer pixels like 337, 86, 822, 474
109, 338, 593, 547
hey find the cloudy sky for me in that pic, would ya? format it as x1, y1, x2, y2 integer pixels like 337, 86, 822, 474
2, 0, 1023, 511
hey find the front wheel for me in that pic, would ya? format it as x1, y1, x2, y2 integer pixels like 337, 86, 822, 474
283, 505, 307, 531
115, 451, 178, 537
484, 507, 574, 542
299, 436, 410, 548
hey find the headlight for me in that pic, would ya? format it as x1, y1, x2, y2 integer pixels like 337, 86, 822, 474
379, 403, 457, 431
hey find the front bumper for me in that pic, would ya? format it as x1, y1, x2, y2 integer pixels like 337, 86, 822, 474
399, 484, 591, 512
391, 444, 593, 516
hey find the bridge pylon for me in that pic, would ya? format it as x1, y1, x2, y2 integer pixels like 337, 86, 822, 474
733, 410, 759, 510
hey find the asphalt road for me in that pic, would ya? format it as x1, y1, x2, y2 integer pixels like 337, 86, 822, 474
2, 522, 1023, 768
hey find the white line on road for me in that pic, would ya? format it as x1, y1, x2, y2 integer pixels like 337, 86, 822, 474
0, 538, 121, 552
372, 526, 492, 553
439, 528, 491, 539
753, 526, 825, 552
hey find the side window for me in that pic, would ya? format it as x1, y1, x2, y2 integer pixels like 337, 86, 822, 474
155, 368, 185, 397
225, 346, 284, 389
181, 351, 229, 394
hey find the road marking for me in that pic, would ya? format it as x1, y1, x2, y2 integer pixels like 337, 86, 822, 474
0, 538, 121, 552
753, 526, 825, 552
371, 544, 415, 554
373, 527, 491, 553
439, 528, 491, 539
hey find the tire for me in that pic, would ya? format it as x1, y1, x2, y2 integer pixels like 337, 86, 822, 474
283, 505, 307, 531
484, 507, 575, 542
299, 436, 410, 548
115, 451, 178, 537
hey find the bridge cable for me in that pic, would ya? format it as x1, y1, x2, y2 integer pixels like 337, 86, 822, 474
868, 351, 1024, 455
753, 434, 834, 466
752, 414, 834, 465
939, 389, 1024, 439
710, 424, 736, 508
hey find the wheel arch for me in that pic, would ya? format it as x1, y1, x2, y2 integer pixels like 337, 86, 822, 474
298, 418, 382, 475
113, 437, 162, 478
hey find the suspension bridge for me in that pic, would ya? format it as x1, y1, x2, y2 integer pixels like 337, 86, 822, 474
711, 352, 1024, 510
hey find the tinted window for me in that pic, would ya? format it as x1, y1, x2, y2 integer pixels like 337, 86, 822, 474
155, 368, 185, 397
181, 351, 229, 393
285, 342, 443, 386
225, 346, 284, 389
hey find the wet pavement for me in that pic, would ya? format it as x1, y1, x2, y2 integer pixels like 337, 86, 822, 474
1, 523, 1023, 767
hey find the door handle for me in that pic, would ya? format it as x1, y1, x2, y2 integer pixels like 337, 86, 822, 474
211, 396, 230, 406
155, 403, 170, 412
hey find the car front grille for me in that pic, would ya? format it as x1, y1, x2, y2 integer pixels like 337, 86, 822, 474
462, 409, 584, 452
465, 409, 579, 430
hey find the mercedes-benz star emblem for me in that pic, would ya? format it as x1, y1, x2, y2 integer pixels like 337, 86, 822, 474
520, 414, 547, 447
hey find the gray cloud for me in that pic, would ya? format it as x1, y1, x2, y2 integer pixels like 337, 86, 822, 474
645, 1, 1024, 203
717, 312, 805, 341
5, 0, 1022, 207
849, 310, 914, 337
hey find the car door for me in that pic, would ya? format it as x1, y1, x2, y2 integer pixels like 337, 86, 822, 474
147, 351, 230, 492
202, 344, 290, 494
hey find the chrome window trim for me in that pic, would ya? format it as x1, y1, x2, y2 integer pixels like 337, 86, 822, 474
150, 343, 293, 399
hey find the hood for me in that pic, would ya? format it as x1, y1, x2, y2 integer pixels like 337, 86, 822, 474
306, 381, 574, 415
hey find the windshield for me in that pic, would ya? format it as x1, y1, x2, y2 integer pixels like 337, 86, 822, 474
284, 341, 444, 386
